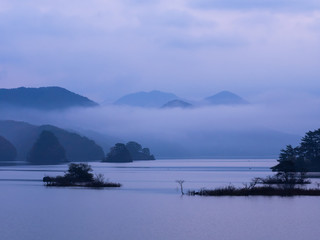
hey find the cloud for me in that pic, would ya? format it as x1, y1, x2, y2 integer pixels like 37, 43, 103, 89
189, 0, 320, 11
0, 0, 319, 101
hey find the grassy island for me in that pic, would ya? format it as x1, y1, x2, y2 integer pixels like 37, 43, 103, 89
43, 163, 121, 188
188, 172, 320, 197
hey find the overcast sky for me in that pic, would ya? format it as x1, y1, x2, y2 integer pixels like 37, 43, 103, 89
0, 0, 320, 102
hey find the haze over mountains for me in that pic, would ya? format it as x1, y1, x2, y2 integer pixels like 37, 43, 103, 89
0, 86, 308, 159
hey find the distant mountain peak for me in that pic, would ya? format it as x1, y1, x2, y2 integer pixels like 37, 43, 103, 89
205, 91, 248, 105
114, 90, 178, 108
0, 86, 98, 110
161, 99, 193, 109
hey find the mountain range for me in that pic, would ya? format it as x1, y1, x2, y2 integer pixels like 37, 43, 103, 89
114, 90, 178, 108
0, 87, 98, 110
204, 91, 248, 105
114, 90, 248, 108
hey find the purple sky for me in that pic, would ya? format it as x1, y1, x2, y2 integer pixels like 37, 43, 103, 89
0, 0, 320, 102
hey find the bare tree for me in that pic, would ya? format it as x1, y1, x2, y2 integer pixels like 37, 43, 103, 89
176, 180, 185, 195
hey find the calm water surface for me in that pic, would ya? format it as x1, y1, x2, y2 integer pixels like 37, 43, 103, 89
1, 159, 320, 240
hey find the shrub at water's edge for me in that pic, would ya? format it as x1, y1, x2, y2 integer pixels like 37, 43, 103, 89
189, 186, 320, 196
43, 163, 121, 188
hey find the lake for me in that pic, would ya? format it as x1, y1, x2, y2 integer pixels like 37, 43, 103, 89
1, 159, 320, 240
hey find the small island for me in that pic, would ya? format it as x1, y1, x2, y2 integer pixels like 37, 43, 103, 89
189, 128, 320, 197
188, 172, 320, 196
43, 163, 121, 188
103, 141, 155, 163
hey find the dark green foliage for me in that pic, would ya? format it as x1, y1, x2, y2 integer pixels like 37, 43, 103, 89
27, 131, 66, 164
125, 141, 155, 160
272, 129, 320, 172
43, 163, 121, 188
64, 163, 94, 183
104, 143, 132, 162
0, 135, 17, 161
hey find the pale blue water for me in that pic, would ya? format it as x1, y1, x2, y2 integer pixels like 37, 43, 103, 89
1, 159, 320, 240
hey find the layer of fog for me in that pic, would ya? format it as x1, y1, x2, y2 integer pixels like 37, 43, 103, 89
1, 91, 320, 158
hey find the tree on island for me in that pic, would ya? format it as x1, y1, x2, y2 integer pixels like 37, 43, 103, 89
0, 135, 17, 161
272, 128, 320, 172
126, 141, 155, 160
27, 130, 66, 164
104, 143, 132, 162
64, 163, 94, 183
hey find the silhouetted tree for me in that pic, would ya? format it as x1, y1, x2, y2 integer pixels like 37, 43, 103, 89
27, 130, 66, 164
104, 143, 132, 162
126, 141, 142, 154
64, 163, 94, 183
0, 136, 17, 161
176, 180, 185, 195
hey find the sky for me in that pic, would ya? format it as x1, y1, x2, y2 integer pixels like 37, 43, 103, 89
0, 0, 320, 102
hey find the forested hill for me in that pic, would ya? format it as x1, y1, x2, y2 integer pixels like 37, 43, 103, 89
0, 120, 104, 162
0, 87, 98, 110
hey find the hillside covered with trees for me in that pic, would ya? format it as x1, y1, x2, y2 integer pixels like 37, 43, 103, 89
0, 120, 105, 162
272, 128, 320, 172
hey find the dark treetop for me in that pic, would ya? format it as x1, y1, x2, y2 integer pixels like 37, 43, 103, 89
104, 143, 133, 163
125, 141, 155, 160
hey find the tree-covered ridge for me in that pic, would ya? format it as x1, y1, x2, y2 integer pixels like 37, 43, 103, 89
0, 120, 105, 162
272, 128, 320, 172
104, 141, 155, 163
0, 135, 17, 161
27, 130, 66, 164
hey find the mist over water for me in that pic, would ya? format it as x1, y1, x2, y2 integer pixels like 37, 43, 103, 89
2, 91, 320, 157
